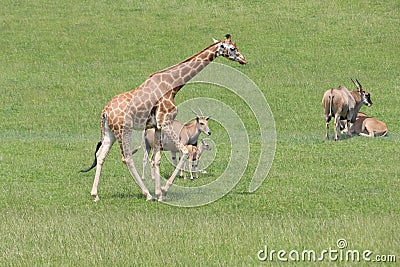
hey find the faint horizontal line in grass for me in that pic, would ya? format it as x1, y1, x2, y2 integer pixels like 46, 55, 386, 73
0, 130, 93, 143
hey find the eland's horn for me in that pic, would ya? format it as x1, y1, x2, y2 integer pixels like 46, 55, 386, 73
350, 78, 359, 88
199, 108, 205, 117
190, 108, 199, 117
356, 79, 362, 88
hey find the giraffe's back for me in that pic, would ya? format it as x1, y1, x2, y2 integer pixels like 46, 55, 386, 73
101, 87, 161, 138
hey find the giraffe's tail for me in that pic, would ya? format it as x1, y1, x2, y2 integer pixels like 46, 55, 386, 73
80, 141, 102, 173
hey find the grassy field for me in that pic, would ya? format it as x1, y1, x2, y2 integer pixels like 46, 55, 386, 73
1, 0, 399, 265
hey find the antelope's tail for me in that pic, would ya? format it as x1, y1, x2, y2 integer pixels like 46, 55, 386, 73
328, 91, 334, 117
132, 145, 141, 155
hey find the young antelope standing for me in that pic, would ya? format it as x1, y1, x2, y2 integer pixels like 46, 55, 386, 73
183, 139, 212, 180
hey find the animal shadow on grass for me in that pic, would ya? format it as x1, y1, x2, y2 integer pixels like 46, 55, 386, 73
111, 192, 148, 200
236, 191, 254, 195
339, 133, 354, 140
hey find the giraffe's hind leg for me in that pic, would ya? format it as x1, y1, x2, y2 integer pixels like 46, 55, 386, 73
120, 129, 153, 201
91, 124, 116, 202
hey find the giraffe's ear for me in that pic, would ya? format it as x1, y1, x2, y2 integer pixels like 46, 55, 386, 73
212, 38, 219, 43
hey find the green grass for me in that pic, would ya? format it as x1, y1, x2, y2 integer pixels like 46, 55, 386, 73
1, 0, 399, 265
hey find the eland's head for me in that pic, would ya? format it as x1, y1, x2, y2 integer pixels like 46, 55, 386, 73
351, 78, 372, 107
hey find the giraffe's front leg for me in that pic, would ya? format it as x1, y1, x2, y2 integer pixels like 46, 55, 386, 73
162, 143, 189, 194
151, 129, 163, 201
160, 124, 189, 196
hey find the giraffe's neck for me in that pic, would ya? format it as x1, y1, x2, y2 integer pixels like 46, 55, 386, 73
148, 42, 221, 93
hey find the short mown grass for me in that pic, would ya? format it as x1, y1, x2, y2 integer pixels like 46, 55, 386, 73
1, 0, 399, 265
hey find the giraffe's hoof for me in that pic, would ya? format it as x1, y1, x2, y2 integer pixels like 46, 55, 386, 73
145, 193, 153, 201
161, 187, 168, 197
92, 195, 100, 202
155, 190, 164, 202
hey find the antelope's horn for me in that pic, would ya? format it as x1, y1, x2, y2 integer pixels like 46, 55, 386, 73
190, 108, 199, 117
356, 79, 362, 88
199, 108, 204, 117
350, 78, 361, 89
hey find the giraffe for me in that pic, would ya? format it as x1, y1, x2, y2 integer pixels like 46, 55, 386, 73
81, 34, 247, 202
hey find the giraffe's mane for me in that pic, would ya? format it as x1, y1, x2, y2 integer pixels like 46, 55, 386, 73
148, 41, 221, 78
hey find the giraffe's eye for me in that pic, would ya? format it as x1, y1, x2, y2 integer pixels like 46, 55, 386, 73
230, 46, 235, 51
220, 44, 225, 49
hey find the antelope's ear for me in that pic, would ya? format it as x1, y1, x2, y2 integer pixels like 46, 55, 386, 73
212, 38, 219, 43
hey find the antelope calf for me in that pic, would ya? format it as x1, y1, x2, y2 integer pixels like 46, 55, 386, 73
322, 78, 372, 141
142, 111, 211, 180
183, 139, 212, 180
349, 112, 388, 137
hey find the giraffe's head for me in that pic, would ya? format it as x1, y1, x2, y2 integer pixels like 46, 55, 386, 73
214, 34, 247, 65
